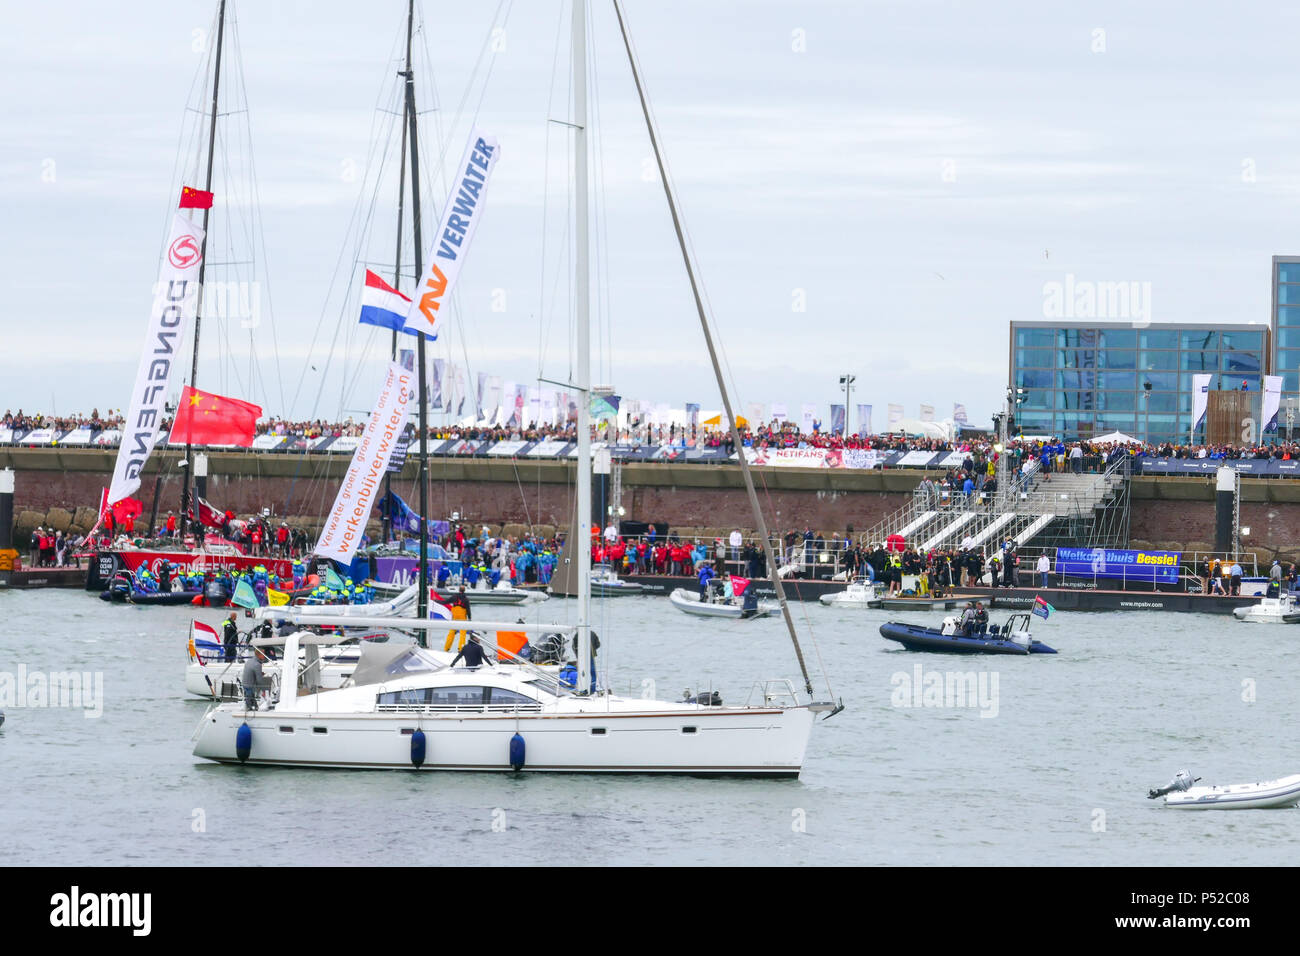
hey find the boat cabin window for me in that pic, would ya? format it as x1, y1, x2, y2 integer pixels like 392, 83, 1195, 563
377, 685, 540, 709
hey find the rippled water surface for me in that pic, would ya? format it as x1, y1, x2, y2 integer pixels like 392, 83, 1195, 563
2, 587, 1297, 865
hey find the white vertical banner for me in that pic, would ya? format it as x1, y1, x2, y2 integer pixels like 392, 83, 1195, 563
429, 357, 446, 410
109, 211, 205, 505
888, 403, 904, 426
801, 403, 817, 432
527, 386, 542, 425
403, 130, 500, 339
770, 402, 788, 422
315, 361, 415, 563
1263, 374, 1284, 434
953, 403, 968, 424
856, 404, 872, 436
745, 402, 764, 427
1191, 373, 1213, 432
919, 403, 935, 422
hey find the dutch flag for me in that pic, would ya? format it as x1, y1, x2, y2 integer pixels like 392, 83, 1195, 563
359, 270, 414, 333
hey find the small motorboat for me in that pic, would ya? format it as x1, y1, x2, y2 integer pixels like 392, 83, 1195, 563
98, 571, 210, 606
1148, 769, 1300, 809
1232, 593, 1300, 623
589, 564, 646, 596
819, 579, 884, 608
669, 583, 780, 619
880, 611, 1057, 655
433, 580, 548, 606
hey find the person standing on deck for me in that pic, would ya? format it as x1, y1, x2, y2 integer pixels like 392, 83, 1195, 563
1229, 561, 1244, 596
1036, 553, 1050, 589
222, 612, 239, 663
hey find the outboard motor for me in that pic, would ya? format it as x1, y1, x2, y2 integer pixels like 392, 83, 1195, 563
1147, 769, 1200, 799
531, 632, 566, 664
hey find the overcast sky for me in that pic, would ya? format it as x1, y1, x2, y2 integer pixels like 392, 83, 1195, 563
2, 0, 1297, 430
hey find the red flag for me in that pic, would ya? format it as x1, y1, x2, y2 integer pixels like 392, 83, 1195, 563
168, 385, 262, 446
729, 575, 750, 597
111, 497, 144, 525
179, 186, 214, 209
187, 496, 227, 530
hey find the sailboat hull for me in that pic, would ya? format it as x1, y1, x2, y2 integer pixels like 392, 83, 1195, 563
193, 704, 814, 776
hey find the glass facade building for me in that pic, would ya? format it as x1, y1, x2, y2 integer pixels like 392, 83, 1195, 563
1271, 257, 1300, 403
1008, 321, 1269, 443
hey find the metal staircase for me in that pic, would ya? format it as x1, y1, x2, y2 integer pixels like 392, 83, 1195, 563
860, 454, 1132, 553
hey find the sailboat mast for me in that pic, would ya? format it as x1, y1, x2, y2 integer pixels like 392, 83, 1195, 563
181, 0, 227, 527
403, 4, 430, 627
383, 0, 413, 545
611, 0, 813, 695
573, 0, 593, 694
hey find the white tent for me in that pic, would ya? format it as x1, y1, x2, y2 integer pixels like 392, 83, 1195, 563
1094, 430, 1141, 444
889, 418, 956, 441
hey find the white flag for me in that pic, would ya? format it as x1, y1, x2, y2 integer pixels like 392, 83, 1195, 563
315, 361, 415, 563
801, 403, 817, 432
770, 402, 788, 422
109, 212, 205, 505
888, 403, 904, 426
1191, 373, 1212, 431
404, 130, 500, 339
953, 403, 968, 424
920, 404, 935, 422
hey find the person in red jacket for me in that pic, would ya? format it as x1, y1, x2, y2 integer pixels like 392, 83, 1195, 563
165, 511, 177, 540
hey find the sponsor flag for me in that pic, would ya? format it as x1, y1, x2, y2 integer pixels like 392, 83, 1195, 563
1263, 374, 1283, 435
887, 404, 904, 427
591, 393, 620, 423
108, 211, 205, 505
954, 403, 968, 424
685, 402, 700, 428
267, 588, 290, 607
168, 385, 262, 447
830, 404, 846, 434
1191, 373, 1213, 432
397, 348, 415, 372
314, 361, 415, 564
1032, 595, 1054, 620
801, 404, 817, 433
770, 402, 788, 422
730, 575, 750, 596
179, 185, 214, 209
325, 565, 348, 591
358, 269, 414, 333
430, 357, 445, 409
385, 423, 414, 475
377, 490, 422, 535
856, 404, 872, 436
920, 403, 935, 422
404, 129, 500, 339
231, 579, 260, 610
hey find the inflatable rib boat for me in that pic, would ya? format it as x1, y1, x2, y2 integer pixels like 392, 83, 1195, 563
1149, 769, 1300, 809
880, 611, 1057, 656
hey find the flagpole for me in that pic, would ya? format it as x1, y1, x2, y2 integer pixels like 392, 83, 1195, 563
402, 6, 430, 630
181, 0, 227, 533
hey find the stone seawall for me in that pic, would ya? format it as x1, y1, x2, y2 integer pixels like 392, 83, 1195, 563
5, 447, 1299, 561
0, 447, 914, 541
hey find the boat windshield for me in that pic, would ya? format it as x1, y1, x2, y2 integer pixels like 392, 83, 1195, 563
348, 644, 447, 687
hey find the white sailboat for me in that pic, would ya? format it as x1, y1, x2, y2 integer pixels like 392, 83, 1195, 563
192, 0, 839, 775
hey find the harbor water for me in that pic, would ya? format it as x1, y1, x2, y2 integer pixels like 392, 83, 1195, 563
2, 589, 1297, 865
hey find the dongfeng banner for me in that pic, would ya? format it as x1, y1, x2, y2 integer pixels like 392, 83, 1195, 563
108, 211, 205, 505
315, 362, 415, 563
1190, 373, 1212, 436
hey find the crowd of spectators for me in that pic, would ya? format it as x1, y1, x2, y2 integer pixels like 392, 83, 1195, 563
11, 406, 1300, 470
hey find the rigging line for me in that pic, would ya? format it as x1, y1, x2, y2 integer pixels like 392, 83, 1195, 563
289, 38, 405, 417
537, 0, 566, 382
612, 0, 816, 697
298, 74, 404, 421
229, 10, 285, 413
587, 6, 613, 389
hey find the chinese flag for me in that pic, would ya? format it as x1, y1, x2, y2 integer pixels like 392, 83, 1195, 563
179, 186, 214, 209
168, 386, 261, 447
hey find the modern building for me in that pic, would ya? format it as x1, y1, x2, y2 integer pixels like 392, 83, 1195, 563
1271, 257, 1300, 405
1007, 320, 1269, 443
